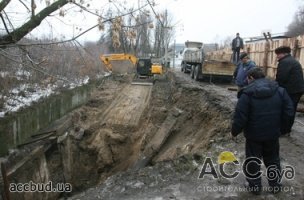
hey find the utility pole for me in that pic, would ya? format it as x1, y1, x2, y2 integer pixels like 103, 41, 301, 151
164, 33, 168, 67
173, 39, 176, 68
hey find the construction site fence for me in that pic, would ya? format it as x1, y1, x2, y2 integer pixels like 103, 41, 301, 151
206, 34, 304, 79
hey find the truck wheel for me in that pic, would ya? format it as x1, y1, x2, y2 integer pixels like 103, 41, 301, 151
181, 64, 184, 72
190, 65, 195, 79
183, 63, 187, 73
194, 65, 200, 81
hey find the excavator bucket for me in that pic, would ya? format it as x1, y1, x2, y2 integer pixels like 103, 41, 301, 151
111, 60, 135, 74
100, 54, 137, 74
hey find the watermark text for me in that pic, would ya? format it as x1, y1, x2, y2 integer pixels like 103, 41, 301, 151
9, 181, 72, 193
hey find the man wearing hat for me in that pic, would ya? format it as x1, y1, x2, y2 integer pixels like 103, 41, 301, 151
275, 46, 304, 136
234, 52, 256, 94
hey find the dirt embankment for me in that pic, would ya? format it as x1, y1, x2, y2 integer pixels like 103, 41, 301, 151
68, 69, 304, 200
55, 69, 235, 197
4, 69, 304, 200
63, 70, 234, 199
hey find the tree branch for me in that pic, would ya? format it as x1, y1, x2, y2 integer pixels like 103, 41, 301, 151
0, 0, 70, 46
0, 13, 10, 34
18, 0, 30, 12
0, 47, 72, 83
31, 0, 35, 17
0, 0, 10, 12
146, 0, 164, 27
72, 2, 100, 17
3, 10, 15, 30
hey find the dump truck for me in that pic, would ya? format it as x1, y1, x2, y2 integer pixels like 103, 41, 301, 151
181, 41, 235, 82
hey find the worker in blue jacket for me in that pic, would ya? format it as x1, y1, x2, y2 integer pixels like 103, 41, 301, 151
233, 53, 256, 93
231, 67, 294, 195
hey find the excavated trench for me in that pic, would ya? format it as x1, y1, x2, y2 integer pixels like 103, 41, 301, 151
1, 71, 236, 200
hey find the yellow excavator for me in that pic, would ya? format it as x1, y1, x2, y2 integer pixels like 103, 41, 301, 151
100, 53, 137, 72
100, 53, 163, 85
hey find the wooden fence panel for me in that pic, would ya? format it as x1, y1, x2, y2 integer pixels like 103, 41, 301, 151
206, 34, 304, 79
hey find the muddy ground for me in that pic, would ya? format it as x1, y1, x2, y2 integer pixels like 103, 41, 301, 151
2, 66, 303, 200
59, 68, 304, 200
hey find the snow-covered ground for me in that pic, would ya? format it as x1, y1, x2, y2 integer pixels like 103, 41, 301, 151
0, 71, 94, 118
0, 83, 57, 118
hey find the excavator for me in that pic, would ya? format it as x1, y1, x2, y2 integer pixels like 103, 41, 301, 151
100, 53, 137, 72
100, 53, 163, 85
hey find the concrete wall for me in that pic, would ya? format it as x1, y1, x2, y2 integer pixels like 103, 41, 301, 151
0, 84, 91, 156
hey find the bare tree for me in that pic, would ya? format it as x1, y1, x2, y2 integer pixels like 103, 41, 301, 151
103, 6, 176, 59
153, 9, 174, 58
286, 5, 304, 37
220, 36, 234, 49
132, 12, 153, 56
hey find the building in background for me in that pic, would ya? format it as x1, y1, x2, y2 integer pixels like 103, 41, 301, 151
167, 43, 185, 68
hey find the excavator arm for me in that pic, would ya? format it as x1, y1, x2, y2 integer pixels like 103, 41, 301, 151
100, 53, 137, 72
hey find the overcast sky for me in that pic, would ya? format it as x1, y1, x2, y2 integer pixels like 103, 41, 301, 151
162, 0, 300, 44
83, 0, 300, 44
2, 0, 301, 45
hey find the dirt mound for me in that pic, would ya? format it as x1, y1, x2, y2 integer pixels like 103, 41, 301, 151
69, 69, 304, 200
5, 70, 304, 199
63, 70, 235, 198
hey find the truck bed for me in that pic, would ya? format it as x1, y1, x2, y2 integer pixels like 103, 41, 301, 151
203, 60, 235, 76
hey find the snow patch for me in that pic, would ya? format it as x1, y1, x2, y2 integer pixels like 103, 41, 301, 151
0, 76, 91, 117
2, 84, 55, 115
0, 71, 10, 78
69, 76, 90, 89
15, 68, 31, 80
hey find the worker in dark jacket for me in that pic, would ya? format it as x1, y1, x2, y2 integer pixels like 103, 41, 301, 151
231, 33, 244, 64
275, 46, 304, 136
231, 67, 294, 194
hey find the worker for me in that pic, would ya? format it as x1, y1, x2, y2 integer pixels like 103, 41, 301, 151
231, 33, 244, 64
231, 67, 294, 195
233, 52, 256, 94
275, 46, 304, 136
